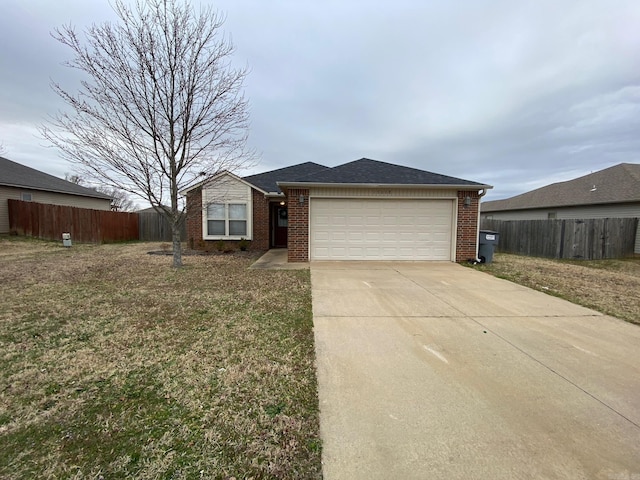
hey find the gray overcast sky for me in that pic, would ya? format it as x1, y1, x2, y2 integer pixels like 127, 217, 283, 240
1, 0, 640, 201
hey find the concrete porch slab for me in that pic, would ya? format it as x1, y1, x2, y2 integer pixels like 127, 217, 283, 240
249, 249, 309, 270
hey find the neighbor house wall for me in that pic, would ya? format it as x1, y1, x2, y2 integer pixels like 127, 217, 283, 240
0, 185, 111, 234
481, 203, 640, 220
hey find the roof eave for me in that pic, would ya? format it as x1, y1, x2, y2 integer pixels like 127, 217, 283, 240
0, 182, 113, 200
277, 181, 493, 190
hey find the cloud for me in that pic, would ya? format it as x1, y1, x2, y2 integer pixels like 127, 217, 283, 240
1, 0, 640, 202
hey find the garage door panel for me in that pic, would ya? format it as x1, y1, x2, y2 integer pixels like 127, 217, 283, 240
310, 198, 454, 261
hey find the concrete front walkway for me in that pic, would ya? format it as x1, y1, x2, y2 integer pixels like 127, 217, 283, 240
311, 261, 640, 480
249, 249, 308, 270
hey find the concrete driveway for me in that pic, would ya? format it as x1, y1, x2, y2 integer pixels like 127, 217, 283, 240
311, 261, 640, 480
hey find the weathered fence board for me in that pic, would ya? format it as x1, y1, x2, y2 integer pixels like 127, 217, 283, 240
481, 218, 638, 260
8, 200, 138, 243
138, 211, 186, 242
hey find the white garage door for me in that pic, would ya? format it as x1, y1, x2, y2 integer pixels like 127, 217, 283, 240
310, 198, 454, 260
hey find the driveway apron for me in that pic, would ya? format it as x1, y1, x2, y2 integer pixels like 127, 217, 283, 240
311, 261, 640, 480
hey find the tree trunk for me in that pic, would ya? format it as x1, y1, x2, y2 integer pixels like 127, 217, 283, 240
172, 222, 182, 268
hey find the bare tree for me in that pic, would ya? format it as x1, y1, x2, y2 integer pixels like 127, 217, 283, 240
65, 172, 136, 211
98, 186, 137, 212
42, 0, 254, 267
0, 142, 6, 156
64, 172, 83, 185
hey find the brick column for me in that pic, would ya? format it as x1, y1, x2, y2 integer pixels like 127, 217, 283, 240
186, 189, 203, 250
252, 190, 270, 251
455, 190, 480, 262
287, 188, 309, 262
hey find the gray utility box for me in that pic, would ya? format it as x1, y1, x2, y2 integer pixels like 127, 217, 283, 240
62, 233, 72, 248
478, 230, 499, 263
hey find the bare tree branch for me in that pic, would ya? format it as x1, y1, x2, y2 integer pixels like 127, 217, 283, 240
41, 0, 256, 267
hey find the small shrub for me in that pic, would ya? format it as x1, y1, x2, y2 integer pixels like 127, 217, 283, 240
238, 238, 249, 251
215, 240, 225, 252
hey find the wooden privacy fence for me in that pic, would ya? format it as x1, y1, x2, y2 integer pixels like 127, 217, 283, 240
138, 211, 186, 242
8, 199, 138, 243
481, 218, 638, 260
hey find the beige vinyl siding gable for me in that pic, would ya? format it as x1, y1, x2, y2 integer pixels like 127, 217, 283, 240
201, 174, 253, 240
0, 185, 112, 234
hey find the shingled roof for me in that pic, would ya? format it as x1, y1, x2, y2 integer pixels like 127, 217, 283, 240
278, 158, 489, 188
0, 156, 112, 200
243, 162, 329, 193
482, 163, 640, 212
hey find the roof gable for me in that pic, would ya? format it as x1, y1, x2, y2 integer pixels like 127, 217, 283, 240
0, 156, 112, 200
282, 158, 488, 187
482, 163, 640, 212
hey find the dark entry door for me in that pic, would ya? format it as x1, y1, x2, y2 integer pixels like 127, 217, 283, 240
272, 203, 288, 247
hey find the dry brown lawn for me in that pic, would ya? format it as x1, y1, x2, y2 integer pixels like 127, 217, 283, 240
0, 237, 321, 479
473, 253, 640, 324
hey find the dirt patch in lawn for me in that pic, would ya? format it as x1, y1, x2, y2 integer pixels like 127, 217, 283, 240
472, 253, 640, 324
0, 238, 321, 479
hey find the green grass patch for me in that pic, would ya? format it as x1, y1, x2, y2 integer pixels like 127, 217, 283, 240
0, 238, 322, 479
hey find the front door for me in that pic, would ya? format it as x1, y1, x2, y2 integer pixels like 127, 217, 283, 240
271, 203, 288, 247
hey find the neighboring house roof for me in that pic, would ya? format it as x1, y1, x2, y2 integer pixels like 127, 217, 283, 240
278, 158, 490, 189
0, 156, 112, 200
482, 163, 640, 213
243, 162, 329, 193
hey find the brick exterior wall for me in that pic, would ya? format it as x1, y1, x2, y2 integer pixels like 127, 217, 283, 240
186, 188, 203, 250
455, 190, 480, 262
252, 189, 270, 251
188, 184, 480, 262
287, 188, 309, 262
186, 186, 269, 252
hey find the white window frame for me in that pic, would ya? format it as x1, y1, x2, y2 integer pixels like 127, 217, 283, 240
202, 179, 253, 240
21, 192, 32, 201
205, 202, 250, 239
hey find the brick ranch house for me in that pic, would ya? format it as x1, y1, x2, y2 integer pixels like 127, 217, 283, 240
184, 158, 492, 262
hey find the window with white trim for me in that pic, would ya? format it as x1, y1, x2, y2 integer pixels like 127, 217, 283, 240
21, 192, 32, 201
206, 203, 247, 237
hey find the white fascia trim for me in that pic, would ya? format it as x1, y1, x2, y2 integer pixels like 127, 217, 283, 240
277, 181, 494, 190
